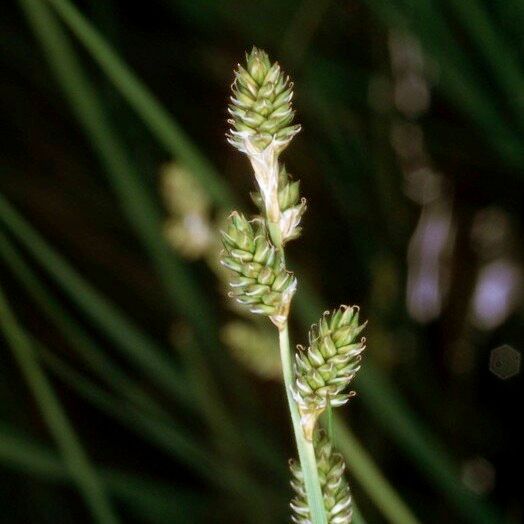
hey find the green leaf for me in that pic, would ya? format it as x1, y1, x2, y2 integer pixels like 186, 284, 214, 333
35, 339, 278, 517
330, 417, 420, 524
0, 423, 204, 523
0, 193, 190, 406
0, 286, 119, 524
0, 229, 170, 421
43, 0, 234, 209
362, 0, 524, 168
18, 0, 218, 338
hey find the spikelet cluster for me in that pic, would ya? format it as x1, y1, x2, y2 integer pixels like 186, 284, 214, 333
294, 306, 366, 436
224, 48, 364, 523
252, 165, 306, 243
220, 212, 296, 326
290, 430, 353, 524
228, 47, 301, 154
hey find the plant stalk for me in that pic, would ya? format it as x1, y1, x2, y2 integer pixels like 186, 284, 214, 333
278, 323, 327, 524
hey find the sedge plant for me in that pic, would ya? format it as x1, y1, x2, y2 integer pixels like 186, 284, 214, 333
221, 47, 366, 523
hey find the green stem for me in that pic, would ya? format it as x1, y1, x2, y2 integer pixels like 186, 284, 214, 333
279, 323, 327, 524
267, 220, 283, 250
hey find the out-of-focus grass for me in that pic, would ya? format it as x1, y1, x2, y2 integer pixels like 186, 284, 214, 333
10, 1, 457, 520
0, 286, 118, 524
0, 423, 206, 523
11, 2, 424, 522
1, 0, 521, 522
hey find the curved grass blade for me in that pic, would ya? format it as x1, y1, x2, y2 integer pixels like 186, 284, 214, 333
330, 417, 420, 524
0, 423, 204, 523
0, 200, 279, 504
37, 342, 216, 478
0, 194, 190, 406
35, 341, 278, 523
16, 0, 262, 477
362, 0, 524, 168
17, 0, 216, 338
0, 285, 119, 524
43, 0, 234, 209
358, 366, 504, 524
0, 229, 171, 421
445, 0, 524, 134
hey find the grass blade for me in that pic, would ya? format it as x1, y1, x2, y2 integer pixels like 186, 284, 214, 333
331, 417, 420, 524
0, 229, 170, 421
445, 0, 524, 132
0, 194, 190, 406
0, 285, 119, 524
37, 342, 216, 478
0, 200, 278, 502
18, 0, 217, 338
363, 0, 524, 168
34, 341, 279, 521
358, 366, 503, 524
16, 0, 261, 473
43, 0, 234, 209
0, 423, 204, 523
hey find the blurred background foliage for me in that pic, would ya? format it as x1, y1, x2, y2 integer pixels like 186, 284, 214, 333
0, 0, 522, 522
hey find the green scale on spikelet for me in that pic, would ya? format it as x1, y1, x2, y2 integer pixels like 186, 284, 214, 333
220, 211, 297, 325
290, 430, 353, 524
294, 306, 366, 438
228, 47, 301, 154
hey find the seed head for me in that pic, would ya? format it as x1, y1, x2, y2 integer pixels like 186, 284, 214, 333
220, 211, 297, 327
228, 47, 301, 155
294, 306, 366, 438
290, 430, 353, 524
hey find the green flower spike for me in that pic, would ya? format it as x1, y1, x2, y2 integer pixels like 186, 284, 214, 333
252, 164, 307, 244
227, 47, 301, 225
227, 47, 301, 155
220, 211, 297, 327
290, 430, 353, 524
294, 306, 366, 439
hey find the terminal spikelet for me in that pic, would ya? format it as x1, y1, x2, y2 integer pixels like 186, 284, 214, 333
290, 430, 353, 524
227, 47, 301, 154
220, 211, 297, 327
294, 306, 366, 438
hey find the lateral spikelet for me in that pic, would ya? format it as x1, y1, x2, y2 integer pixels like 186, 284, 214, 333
290, 430, 353, 524
294, 306, 366, 437
220, 211, 296, 325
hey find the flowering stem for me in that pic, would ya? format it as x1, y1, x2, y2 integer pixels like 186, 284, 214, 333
267, 220, 283, 250
278, 322, 327, 524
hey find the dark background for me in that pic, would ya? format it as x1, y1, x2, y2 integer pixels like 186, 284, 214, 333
0, 0, 522, 522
